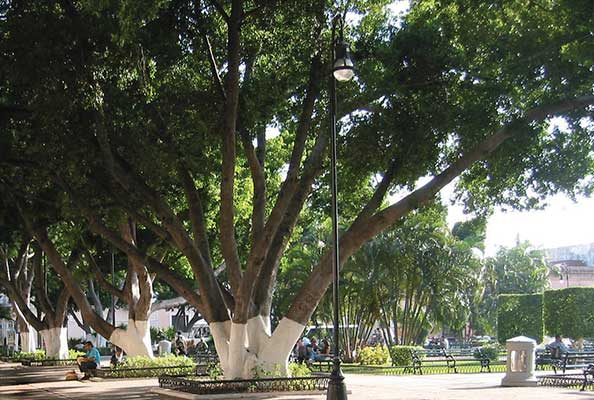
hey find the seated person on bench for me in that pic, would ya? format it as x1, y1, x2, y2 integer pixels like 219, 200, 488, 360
77, 341, 101, 380
547, 335, 569, 358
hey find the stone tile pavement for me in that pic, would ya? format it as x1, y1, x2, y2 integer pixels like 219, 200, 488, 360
1, 361, 592, 399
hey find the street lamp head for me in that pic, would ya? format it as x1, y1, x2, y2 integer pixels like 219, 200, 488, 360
333, 41, 355, 82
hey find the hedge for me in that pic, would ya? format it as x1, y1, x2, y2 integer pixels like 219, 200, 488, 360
388, 346, 423, 366
497, 293, 543, 344
544, 287, 594, 339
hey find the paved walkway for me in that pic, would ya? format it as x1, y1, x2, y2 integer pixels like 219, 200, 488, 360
0, 361, 591, 399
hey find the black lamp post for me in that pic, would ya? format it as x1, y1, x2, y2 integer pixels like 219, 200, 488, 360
327, 13, 354, 400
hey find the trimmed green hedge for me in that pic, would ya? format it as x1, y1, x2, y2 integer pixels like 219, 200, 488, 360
544, 288, 594, 338
388, 346, 423, 366
497, 293, 543, 344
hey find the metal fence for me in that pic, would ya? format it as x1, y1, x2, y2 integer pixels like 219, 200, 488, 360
159, 375, 330, 395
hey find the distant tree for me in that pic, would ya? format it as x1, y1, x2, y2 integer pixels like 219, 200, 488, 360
478, 241, 549, 334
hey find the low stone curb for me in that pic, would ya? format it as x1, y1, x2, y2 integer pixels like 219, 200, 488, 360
151, 387, 329, 399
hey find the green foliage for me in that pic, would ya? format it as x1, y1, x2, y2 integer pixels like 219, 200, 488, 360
67, 337, 83, 349
452, 217, 487, 251
338, 205, 483, 346
109, 354, 195, 378
497, 293, 543, 344
473, 345, 501, 361
479, 242, 550, 335
358, 345, 390, 365
69, 349, 85, 359
0, 0, 593, 370
13, 350, 46, 361
0, 307, 12, 320
489, 243, 549, 294
251, 363, 285, 379
388, 346, 423, 366
288, 362, 311, 378
544, 288, 594, 339
150, 327, 172, 343
207, 362, 224, 380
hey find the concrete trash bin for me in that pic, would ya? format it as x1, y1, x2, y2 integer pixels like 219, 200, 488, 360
501, 335, 538, 387
158, 340, 172, 356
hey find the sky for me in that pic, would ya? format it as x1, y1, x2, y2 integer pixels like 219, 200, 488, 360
443, 186, 594, 257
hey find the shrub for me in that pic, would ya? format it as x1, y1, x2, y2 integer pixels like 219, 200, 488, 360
497, 293, 543, 344
288, 362, 311, 377
67, 337, 83, 349
109, 354, 196, 378
69, 349, 84, 359
473, 345, 501, 361
544, 288, 594, 339
388, 346, 423, 366
150, 327, 166, 343
163, 327, 176, 341
14, 350, 46, 361
358, 345, 390, 365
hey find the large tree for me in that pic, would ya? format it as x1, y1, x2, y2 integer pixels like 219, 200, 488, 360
1, 0, 593, 378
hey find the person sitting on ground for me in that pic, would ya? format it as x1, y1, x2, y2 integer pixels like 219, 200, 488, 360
547, 335, 569, 358
110, 346, 124, 367
196, 337, 209, 353
77, 341, 101, 380
175, 331, 187, 356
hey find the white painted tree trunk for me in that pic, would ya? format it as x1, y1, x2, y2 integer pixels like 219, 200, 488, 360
109, 319, 153, 357
40, 328, 69, 359
211, 318, 305, 379
19, 330, 37, 353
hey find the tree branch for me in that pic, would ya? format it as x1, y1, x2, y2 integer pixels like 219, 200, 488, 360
85, 249, 126, 302
54, 288, 71, 328
91, 114, 226, 321
241, 54, 323, 314
207, 0, 230, 23
285, 94, 594, 325
218, 0, 244, 312
177, 165, 214, 269
18, 211, 115, 339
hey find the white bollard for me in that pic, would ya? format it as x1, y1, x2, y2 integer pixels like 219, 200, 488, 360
501, 336, 538, 387
158, 340, 172, 356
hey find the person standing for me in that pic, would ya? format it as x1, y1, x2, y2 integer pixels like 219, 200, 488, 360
296, 338, 307, 364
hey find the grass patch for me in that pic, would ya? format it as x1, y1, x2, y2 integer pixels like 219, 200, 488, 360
341, 362, 509, 375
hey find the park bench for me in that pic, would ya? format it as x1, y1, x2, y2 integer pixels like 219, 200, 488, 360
552, 351, 594, 374
580, 363, 594, 390
21, 358, 77, 367
403, 348, 492, 374
193, 352, 219, 365
307, 355, 333, 372
402, 349, 449, 374
535, 349, 556, 370
449, 348, 493, 373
